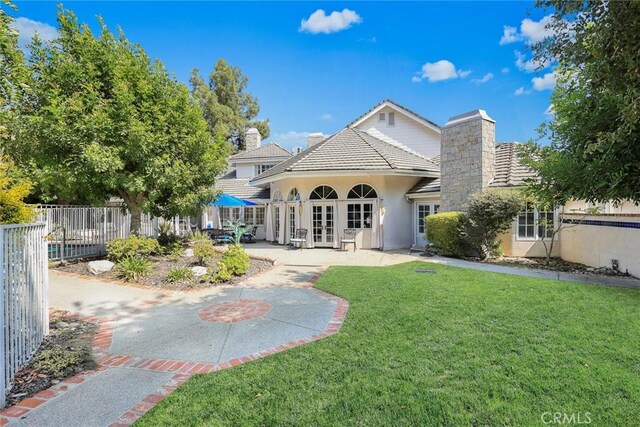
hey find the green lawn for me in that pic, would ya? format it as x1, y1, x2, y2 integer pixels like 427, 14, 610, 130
137, 262, 640, 426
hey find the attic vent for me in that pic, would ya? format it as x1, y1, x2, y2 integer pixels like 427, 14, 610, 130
388, 112, 395, 126
378, 112, 385, 122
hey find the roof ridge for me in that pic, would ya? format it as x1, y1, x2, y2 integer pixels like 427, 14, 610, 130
268, 142, 293, 155
346, 98, 441, 130
352, 128, 440, 170
352, 129, 395, 169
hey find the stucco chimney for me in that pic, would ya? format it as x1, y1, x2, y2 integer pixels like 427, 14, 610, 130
307, 132, 324, 148
440, 109, 495, 212
245, 127, 261, 151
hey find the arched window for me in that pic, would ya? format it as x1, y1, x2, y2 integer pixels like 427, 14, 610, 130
309, 185, 338, 200
287, 188, 300, 201
348, 184, 378, 199
272, 190, 283, 202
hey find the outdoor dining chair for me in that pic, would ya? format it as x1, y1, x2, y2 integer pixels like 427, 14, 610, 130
341, 228, 357, 251
290, 228, 308, 249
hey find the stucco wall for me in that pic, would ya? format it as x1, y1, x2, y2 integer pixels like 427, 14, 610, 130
355, 106, 441, 159
270, 174, 421, 250
560, 214, 640, 277
500, 227, 561, 258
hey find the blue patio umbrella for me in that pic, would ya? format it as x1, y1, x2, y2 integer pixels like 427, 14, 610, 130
210, 193, 257, 207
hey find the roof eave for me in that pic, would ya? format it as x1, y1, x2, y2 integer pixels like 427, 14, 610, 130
348, 101, 441, 134
250, 169, 440, 186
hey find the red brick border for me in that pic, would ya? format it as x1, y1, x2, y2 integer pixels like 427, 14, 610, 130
1, 271, 348, 427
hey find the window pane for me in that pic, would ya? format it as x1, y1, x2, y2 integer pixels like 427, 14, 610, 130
256, 207, 265, 225
388, 112, 395, 125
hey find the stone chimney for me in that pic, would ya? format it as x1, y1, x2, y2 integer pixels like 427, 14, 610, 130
440, 109, 495, 212
245, 128, 261, 151
307, 132, 324, 148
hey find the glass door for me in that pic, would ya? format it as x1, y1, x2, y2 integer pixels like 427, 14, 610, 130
312, 204, 334, 247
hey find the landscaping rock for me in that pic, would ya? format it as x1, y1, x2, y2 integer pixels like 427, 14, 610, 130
184, 248, 194, 257
87, 260, 114, 275
192, 266, 207, 277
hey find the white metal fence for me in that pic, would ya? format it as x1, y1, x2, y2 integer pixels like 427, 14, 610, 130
0, 223, 49, 408
37, 205, 194, 261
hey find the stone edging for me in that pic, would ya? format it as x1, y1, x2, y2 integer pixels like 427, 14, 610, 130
0, 271, 348, 427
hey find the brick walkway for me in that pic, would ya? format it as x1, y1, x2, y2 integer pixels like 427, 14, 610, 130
1, 271, 347, 427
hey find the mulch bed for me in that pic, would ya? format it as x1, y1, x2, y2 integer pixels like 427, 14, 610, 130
6, 310, 97, 406
486, 257, 631, 277
53, 251, 273, 290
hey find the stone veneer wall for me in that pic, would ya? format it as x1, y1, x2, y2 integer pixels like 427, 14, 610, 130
440, 110, 495, 212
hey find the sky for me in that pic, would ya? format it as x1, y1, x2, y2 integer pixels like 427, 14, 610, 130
9, 1, 556, 151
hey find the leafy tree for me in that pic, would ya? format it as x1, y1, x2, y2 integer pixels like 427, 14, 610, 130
528, 1, 640, 204
466, 189, 525, 259
190, 59, 269, 151
4, 8, 228, 233
0, 156, 35, 224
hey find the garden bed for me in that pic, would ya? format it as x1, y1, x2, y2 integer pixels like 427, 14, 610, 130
6, 310, 97, 406
484, 256, 631, 277
53, 248, 273, 290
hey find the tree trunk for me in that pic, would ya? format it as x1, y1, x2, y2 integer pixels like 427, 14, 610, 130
129, 204, 143, 235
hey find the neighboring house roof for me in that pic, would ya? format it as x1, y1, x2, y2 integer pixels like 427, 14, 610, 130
406, 143, 535, 196
250, 128, 440, 185
216, 169, 270, 200
347, 99, 441, 133
489, 142, 537, 188
229, 143, 292, 161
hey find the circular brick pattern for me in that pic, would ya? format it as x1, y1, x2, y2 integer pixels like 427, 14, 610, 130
199, 299, 272, 323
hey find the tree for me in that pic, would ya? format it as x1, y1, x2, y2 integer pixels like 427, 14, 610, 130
529, 1, 640, 204
190, 59, 269, 151
3, 8, 229, 233
0, 156, 35, 224
466, 189, 525, 259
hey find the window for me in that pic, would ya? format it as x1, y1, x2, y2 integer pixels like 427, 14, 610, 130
517, 203, 555, 240
221, 207, 240, 225
287, 188, 300, 201
255, 164, 275, 175
274, 206, 280, 239
288, 206, 296, 239
272, 190, 283, 202
347, 203, 373, 229
309, 185, 338, 200
378, 112, 385, 122
388, 112, 395, 126
418, 203, 439, 234
255, 207, 265, 225
242, 206, 265, 226
347, 184, 378, 199
245, 208, 254, 225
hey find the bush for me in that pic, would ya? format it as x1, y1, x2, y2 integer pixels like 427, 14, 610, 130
0, 157, 36, 225
167, 267, 193, 283
116, 257, 153, 281
189, 229, 211, 244
33, 346, 84, 377
466, 189, 525, 258
162, 240, 184, 256
213, 262, 232, 283
193, 240, 216, 265
220, 244, 250, 276
107, 235, 160, 262
426, 212, 466, 257
157, 221, 182, 248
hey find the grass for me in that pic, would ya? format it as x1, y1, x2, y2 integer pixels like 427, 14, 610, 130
136, 261, 640, 426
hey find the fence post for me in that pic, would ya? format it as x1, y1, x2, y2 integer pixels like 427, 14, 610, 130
0, 227, 6, 409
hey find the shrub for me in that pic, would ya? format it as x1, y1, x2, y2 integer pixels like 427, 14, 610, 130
426, 212, 466, 257
193, 240, 216, 265
167, 267, 193, 283
33, 346, 84, 377
116, 257, 153, 281
0, 157, 36, 225
157, 221, 182, 248
162, 240, 184, 256
466, 189, 525, 258
213, 262, 232, 282
220, 244, 250, 276
189, 229, 211, 244
107, 235, 160, 262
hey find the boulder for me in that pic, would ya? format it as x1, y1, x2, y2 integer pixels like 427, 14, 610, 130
184, 248, 194, 257
192, 266, 207, 277
88, 260, 115, 275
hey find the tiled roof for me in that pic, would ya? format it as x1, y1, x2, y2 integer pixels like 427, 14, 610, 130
347, 99, 441, 130
215, 169, 270, 199
229, 143, 292, 161
250, 128, 440, 183
489, 142, 537, 188
407, 142, 536, 195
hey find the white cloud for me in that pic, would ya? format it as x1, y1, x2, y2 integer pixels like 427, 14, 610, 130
9, 17, 58, 50
473, 72, 494, 84
411, 76, 421, 83
319, 113, 334, 121
501, 67, 510, 74
414, 60, 470, 83
514, 50, 551, 73
299, 9, 362, 34
271, 130, 313, 150
514, 86, 530, 96
499, 15, 554, 45
545, 104, 555, 117
532, 72, 556, 91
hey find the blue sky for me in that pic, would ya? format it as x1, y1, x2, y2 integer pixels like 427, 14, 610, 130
10, 1, 555, 150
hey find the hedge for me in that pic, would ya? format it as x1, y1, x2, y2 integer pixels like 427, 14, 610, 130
426, 212, 466, 257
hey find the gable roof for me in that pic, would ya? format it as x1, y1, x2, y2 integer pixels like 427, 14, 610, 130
347, 99, 441, 133
229, 143, 292, 161
216, 169, 270, 199
250, 128, 440, 185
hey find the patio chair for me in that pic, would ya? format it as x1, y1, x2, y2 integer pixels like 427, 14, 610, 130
341, 228, 357, 252
289, 228, 308, 249
208, 228, 234, 245
241, 225, 258, 243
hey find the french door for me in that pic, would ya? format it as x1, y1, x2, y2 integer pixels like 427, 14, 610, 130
416, 202, 439, 247
312, 204, 334, 247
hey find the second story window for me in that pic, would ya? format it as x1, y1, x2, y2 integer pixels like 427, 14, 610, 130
378, 112, 385, 122
388, 112, 395, 126
254, 164, 275, 175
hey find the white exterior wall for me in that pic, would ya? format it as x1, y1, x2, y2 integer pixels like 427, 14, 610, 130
270, 174, 422, 250
355, 106, 441, 159
235, 163, 255, 179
